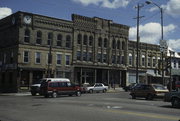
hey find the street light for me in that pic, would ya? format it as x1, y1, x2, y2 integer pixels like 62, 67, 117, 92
146, 0, 166, 85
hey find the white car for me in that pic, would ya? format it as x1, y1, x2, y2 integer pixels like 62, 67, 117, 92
85, 83, 108, 93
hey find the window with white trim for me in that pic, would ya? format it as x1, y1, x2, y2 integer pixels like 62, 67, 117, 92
24, 51, 29, 63
35, 52, 41, 64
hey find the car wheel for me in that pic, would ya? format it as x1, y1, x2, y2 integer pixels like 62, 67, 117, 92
171, 98, 180, 108
76, 91, 81, 96
44, 94, 49, 98
31, 92, 36, 96
146, 94, 154, 100
131, 94, 136, 99
89, 89, 93, 93
52, 92, 57, 98
103, 89, 107, 93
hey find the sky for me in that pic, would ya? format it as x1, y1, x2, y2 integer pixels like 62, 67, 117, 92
1, 0, 180, 52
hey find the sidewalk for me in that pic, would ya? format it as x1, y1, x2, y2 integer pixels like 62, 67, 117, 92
107, 87, 124, 93
0, 92, 31, 96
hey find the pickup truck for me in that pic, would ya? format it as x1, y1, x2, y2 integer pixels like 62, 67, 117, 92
164, 89, 180, 108
85, 83, 108, 93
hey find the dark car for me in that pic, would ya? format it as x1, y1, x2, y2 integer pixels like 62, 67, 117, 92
130, 84, 169, 100
123, 83, 137, 92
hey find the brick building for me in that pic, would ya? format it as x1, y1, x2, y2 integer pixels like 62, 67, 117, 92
0, 11, 161, 92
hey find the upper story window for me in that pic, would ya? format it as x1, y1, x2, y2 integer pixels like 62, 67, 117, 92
57, 34, 62, 47
56, 54, 62, 65
153, 57, 156, 67
24, 29, 30, 43
89, 36, 93, 46
77, 51, 81, 61
103, 54, 107, 63
174, 60, 176, 68
83, 52, 87, 61
87, 52, 92, 61
112, 39, 116, 49
23, 51, 29, 63
36, 31, 42, 44
77, 34, 82, 44
148, 56, 151, 67
10, 51, 14, 64
35, 52, 41, 64
47, 33, 53, 45
142, 55, 145, 66
66, 35, 71, 48
122, 41, 125, 50
83, 35, 88, 45
112, 55, 116, 64
3, 53, 6, 64
121, 56, 124, 65
129, 53, 132, 66
117, 41, 120, 49
97, 53, 101, 62
98, 37, 102, 47
104, 38, 107, 48
65, 55, 70, 65
178, 61, 180, 68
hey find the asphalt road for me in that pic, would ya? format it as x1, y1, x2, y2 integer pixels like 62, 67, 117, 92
0, 92, 180, 121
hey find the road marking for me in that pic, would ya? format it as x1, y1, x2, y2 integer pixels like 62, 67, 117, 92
105, 109, 180, 120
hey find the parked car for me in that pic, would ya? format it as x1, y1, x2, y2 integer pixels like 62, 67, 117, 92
123, 83, 137, 92
164, 89, 180, 108
85, 83, 108, 93
30, 78, 70, 96
40, 81, 81, 98
130, 84, 169, 100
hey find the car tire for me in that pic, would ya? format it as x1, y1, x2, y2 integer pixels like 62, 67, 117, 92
31, 92, 36, 96
52, 92, 57, 98
44, 94, 49, 98
131, 94, 136, 99
76, 91, 81, 96
171, 98, 180, 108
146, 94, 154, 100
89, 89, 93, 93
103, 89, 107, 93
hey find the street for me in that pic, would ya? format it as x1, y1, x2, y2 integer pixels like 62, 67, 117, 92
0, 92, 179, 121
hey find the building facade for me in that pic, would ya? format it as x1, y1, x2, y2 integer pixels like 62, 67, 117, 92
0, 11, 162, 92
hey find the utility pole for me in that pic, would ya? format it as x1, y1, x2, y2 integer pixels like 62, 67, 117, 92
135, 3, 144, 84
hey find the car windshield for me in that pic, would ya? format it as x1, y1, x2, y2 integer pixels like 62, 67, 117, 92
152, 84, 166, 90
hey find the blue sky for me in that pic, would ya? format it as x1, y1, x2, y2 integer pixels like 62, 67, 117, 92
1, 0, 180, 52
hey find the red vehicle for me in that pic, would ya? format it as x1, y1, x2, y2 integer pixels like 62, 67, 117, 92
40, 81, 81, 98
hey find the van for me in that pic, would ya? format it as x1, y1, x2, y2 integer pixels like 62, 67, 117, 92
30, 78, 70, 96
40, 81, 81, 98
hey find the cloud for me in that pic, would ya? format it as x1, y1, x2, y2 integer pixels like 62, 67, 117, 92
168, 39, 180, 51
162, 0, 180, 17
0, 7, 12, 19
129, 22, 176, 45
72, 0, 130, 8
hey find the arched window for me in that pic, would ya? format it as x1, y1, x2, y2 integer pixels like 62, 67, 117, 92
117, 40, 120, 49
89, 36, 93, 46
104, 38, 107, 48
24, 29, 30, 43
129, 53, 133, 65
36, 31, 42, 44
142, 55, 145, 66
47, 33, 53, 45
122, 41, 125, 50
83, 35, 88, 45
57, 34, 62, 47
98, 37, 102, 47
112, 39, 116, 49
153, 57, 156, 67
77, 34, 82, 44
66, 35, 71, 48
